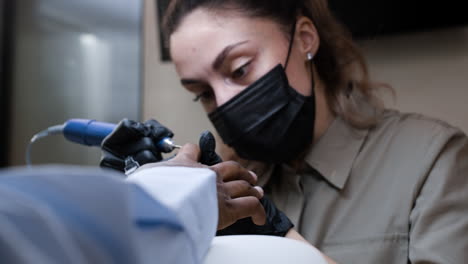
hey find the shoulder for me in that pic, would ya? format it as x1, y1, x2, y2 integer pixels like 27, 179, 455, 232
372, 109, 466, 148
360, 109, 467, 174
380, 109, 462, 134
353, 110, 468, 203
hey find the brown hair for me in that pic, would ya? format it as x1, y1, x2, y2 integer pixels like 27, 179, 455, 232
163, 0, 389, 129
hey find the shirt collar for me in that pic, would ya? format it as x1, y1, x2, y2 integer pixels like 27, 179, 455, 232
304, 117, 369, 190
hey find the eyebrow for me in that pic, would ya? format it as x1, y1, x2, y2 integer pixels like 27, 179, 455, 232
212, 40, 249, 70
180, 79, 202, 85
180, 40, 249, 86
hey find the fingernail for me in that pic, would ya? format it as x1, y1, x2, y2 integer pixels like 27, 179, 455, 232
249, 171, 258, 181
254, 186, 264, 197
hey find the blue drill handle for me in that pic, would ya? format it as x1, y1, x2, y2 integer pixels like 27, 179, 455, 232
62, 119, 178, 153
63, 119, 116, 146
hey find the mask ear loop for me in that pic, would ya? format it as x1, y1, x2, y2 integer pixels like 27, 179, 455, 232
283, 20, 297, 70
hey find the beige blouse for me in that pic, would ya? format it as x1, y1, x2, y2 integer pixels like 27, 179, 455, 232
264, 109, 468, 263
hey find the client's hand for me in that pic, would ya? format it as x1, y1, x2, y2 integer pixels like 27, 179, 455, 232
137, 143, 266, 230
197, 131, 294, 236
211, 161, 266, 229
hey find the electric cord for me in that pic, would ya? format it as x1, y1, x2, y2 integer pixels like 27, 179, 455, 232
26, 125, 65, 167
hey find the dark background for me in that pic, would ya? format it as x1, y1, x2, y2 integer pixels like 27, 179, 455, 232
157, 0, 468, 61
329, 0, 467, 38
0, 0, 13, 167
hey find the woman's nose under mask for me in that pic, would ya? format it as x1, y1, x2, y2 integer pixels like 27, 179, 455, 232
208, 64, 316, 163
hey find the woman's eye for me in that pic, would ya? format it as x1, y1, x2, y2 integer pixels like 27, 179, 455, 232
193, 90, 214, 103
231, 61, 251, 80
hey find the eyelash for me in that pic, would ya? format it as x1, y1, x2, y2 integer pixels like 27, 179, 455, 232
192, 60, 253, 103
193, 90, 213, 102
231, 61, 252, 80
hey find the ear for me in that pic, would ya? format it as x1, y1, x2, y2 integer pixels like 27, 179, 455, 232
294, 16, 320, 58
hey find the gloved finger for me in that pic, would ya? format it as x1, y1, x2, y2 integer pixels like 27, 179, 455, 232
173, 143, 201, 163
216, 218, 253, 236
199, 131, 216, 152
103, 136, 159, 159
144, 119, 174, 141
99, 154, 125, 172
100, 159, 124, 171
224, 181, 264, 199
133, 150, 162, 166
228, 196, 266, 226
199, 131, 223, 166
258, 196, 294, 235
102, 119, 146, 147
119, 137, 157, 156
211, 161, 257, 185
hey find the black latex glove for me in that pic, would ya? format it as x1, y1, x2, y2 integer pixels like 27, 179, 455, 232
198, 131, 294, 237
199, 131, 223, 166
216, 195, 294, 237
100, 118, 174, 172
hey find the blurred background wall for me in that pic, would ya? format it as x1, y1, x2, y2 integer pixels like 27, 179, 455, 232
362, 28, 468, 132
142, 0, 468, 148
6, 0, 143, 166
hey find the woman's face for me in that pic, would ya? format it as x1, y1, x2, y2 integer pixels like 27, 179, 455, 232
170, 8, 316, 113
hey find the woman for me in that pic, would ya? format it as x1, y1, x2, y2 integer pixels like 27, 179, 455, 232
162, 0, 468, 263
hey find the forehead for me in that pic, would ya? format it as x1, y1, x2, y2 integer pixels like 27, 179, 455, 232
169, 8, 286, 71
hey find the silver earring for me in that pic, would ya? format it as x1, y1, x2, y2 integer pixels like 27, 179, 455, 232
306, 52, 314, 61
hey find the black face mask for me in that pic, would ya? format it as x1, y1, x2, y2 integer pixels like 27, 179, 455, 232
208, 63, 316, 163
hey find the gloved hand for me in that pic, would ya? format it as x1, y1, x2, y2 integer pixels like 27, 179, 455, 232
216, 195, 294, 237
199, 131, 294, 237
99, 118, 174, 173
199, 131, 223, 166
